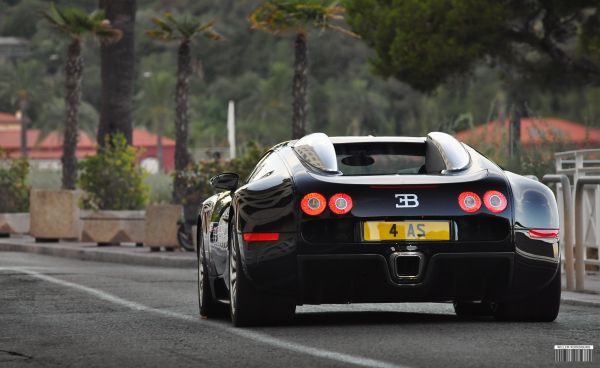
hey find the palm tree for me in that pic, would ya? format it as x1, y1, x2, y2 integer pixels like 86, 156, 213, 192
42, 3, 122, 190
135, 71, 175, 172
250, 0, 357, 139
98, 0, 137, 148
147, 13, 221, 204
0, 60, 46, 158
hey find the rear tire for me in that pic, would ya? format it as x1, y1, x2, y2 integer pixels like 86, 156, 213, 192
493, 268, 561, 322
453, 301, 493, 318
198, 231, 222, 318
178, 223, 195, 252
228, 225, 295, 327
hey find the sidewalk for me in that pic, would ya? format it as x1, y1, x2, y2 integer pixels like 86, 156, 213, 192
1, 236, 599, 307
561, 272, 600, 308
0, 236, 196, 268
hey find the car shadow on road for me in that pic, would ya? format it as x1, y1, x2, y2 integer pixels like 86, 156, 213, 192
290, 310, 494, 327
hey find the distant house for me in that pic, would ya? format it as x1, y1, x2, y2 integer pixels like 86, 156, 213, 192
454, 117, 600, 149
0, 112, 175, 172
0, 36, 29, 60
0, 112, 21, 130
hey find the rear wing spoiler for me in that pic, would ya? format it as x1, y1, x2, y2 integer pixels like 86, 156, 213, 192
292, 132, 471, 175
426, 132, 471, 174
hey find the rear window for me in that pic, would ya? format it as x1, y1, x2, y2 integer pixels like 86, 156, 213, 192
334, 142, 426, 176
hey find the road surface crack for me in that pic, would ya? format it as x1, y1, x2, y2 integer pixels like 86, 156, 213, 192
0, 349, 33, 360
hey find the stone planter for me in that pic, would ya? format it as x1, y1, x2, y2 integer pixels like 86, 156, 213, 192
80, 210, 145, 245
0, 213, 30, 237
30, 190, 79, 241
144, 204, 182, 251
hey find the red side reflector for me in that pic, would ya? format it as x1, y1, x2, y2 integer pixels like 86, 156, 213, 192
528, 229, 559, 238
243, 233, 280, 242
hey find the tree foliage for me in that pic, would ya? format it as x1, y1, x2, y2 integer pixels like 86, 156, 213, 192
78, 134, 149, 210
147, 13, 221, 42
0, 149, 29, 213
249, 0, 356, 37
345, 0, 600, 92
42, 3, 123, 41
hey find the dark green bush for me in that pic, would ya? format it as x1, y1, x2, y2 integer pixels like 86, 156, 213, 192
175, 141, 265, 209
0, 150, 29, 213
78, 134, 149, 210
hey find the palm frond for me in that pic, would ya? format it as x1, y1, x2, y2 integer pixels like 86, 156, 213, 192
41, 3, 121, 41
147, 12, 221, 43
249, 0, 354, 36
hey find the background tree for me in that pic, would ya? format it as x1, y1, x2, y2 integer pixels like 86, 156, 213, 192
98, 0, 136, 147
345, 0, 600, 162
42, 3, 122, 190
147, 12, 221, 204
0, 60, 45, 157
250, 0, 357, 139
134, 71, 175, 172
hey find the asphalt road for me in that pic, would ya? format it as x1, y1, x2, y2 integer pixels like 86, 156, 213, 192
1, 252, 598, 368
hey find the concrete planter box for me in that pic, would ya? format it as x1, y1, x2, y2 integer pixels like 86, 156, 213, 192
144, 204, 182, 251
0, 213, 30, 236
80, 210, 145, 245
30, 190, 80, 241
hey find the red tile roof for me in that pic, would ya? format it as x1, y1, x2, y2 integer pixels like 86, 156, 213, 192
454, 117, 600, 147
132, 128, 176, 147
0, 112, 18, 124
0, 128, 174, 160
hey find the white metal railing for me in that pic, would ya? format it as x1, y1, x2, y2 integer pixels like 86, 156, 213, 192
573, 177, 600, 290
555, 149, 600, 183
544, 149, 600, 291
542, 175, 574, 290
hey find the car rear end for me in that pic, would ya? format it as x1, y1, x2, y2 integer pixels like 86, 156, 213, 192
288, 135, 518, 305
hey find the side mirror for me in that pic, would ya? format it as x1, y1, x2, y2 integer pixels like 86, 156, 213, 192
210, 172, 240, 191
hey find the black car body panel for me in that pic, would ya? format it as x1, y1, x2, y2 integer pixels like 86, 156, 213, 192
198, 133, 560, 307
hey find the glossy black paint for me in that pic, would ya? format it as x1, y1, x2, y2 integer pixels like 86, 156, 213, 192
198, 138, 560, 305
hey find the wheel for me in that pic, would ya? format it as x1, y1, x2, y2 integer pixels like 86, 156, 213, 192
453, 301, 493, 318
177, 223, 195, 252
228, 225, 295, 327
197, 230, 222, 318
493, 268, 561, 322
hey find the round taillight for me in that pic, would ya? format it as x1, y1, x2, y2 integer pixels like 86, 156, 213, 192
483, 190, 507, 213
458, 192, 481, 213
301, 192, 326, 216
329, 193, 353, 215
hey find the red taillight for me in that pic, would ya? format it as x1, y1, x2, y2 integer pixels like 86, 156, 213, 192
483, 190, 507, 213
301, 192, 326, 216
329, 193, 353, 215
528, 229, 559, 238
458, 191, 481, 213
243, 232, 280, 242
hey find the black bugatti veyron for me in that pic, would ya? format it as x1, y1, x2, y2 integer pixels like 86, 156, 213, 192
197, 132, 561, 326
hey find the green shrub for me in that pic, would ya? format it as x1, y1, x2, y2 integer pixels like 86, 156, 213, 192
175, 141, 265, 209
0, 151, 30, 213
78, 134, 149, 210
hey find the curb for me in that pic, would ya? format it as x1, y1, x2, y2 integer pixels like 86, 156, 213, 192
0, 241, 196, 269
560, 293, 600, 308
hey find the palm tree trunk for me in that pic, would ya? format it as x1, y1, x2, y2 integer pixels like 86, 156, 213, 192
509, 100, 527, 165
98, 0, 136, 147
292, 32, 308, 139
62, 39, 83, 190
18, 97, 28, 158
172, 39, 192, 204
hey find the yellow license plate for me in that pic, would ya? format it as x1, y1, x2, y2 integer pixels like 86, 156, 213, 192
363, 221, 450, 241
